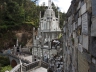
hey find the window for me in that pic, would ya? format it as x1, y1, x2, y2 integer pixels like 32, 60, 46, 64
44, 24, 46, 29
53, 19, 55, 21
47, 17, 49, 19
56, 19, 58, 21
51, 14, 53, 16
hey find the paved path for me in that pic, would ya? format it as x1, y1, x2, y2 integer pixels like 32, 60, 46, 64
30, 67, 47, 72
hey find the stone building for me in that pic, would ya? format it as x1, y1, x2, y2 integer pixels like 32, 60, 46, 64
32, 0, 61, 62
39, 0, 61, 60
39, 0, 61, 45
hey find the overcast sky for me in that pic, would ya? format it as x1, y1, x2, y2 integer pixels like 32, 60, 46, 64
38, 0, 72, 13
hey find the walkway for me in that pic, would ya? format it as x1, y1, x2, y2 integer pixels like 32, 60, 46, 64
30, 67, 47, 72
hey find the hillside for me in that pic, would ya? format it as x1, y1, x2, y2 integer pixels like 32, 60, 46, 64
0, 0, 66, 50
0, 24, 34, 50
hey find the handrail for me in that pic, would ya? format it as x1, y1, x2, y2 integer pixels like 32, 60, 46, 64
22, 60, 40, 71
41, 61, 49, 69
10, 60, 48, 72
10, 64, 21, 72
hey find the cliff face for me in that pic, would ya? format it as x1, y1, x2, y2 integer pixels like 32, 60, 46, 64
15, 30, 33, 47
0, 24, 33, 50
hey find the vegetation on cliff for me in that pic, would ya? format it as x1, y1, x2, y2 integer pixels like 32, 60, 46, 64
0, 0, 66, 50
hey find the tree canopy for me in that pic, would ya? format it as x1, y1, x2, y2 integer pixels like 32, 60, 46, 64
0, 0, 66, 50
0, 0, 66, 31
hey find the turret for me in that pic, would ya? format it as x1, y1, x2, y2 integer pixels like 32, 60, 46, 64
13, 45, 16, 54
16, 39, 19, 47
40, 11, 41, 19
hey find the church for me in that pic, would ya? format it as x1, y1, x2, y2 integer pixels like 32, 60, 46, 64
39, 0, 61, 45
32, 0, 61, 62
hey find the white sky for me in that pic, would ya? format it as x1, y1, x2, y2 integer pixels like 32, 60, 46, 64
38, 0, 72, 13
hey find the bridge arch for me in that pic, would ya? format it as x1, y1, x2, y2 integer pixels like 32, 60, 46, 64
11, 59, 17, 68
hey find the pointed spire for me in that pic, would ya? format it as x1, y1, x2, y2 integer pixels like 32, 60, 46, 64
40, 11, 41, 19
14, 45, 15, 47
48, 0, 52, 9
58, 11, 60, 23
16, 38, 19, 47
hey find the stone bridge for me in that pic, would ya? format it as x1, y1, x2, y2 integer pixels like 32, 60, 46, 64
8, 53, 32, 68
7, 50, 41, 68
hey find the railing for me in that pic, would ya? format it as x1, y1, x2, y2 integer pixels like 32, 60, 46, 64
22, 61, 40, 72
10, 64, 21, 72
41, 60, 49, 69
10, 60, 48, 72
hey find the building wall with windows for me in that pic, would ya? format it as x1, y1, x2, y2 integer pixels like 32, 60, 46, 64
39, 0, 61, 44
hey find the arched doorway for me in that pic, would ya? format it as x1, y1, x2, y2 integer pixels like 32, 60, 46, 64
11, 60, 17, 68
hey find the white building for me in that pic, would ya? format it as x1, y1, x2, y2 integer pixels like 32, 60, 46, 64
32, 0, 61, 59
39, 0, 61, 44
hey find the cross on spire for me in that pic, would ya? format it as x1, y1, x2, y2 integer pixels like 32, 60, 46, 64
48, 0, 52, 9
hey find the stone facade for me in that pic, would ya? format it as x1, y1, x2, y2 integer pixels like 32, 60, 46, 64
13, 39, 21, 54
32, 0, 61, 61
39, 0, 61, 44
62, 0, 96, 72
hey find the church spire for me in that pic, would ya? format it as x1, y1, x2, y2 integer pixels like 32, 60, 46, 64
16, 38, 19, 47
48, 0, 52, 9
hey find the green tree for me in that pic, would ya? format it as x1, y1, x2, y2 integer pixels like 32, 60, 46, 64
0, 65, 12, 72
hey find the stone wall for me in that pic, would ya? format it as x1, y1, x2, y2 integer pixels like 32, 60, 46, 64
62, 0, 96, 72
